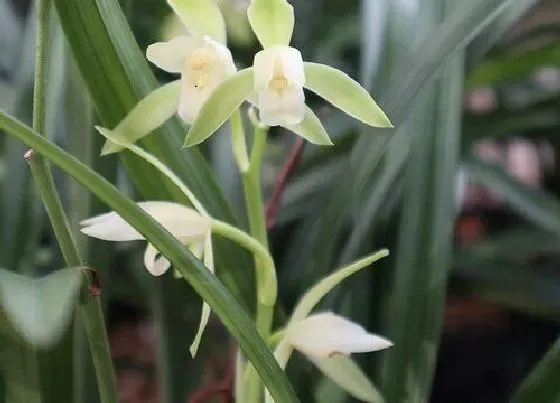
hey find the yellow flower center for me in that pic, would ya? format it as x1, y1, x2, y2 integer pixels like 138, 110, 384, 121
187, 47, 216, 89
269, 57, 288, 92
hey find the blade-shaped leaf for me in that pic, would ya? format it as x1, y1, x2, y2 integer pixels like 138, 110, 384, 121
510, 336, 560, 403
247, 0, 294, 48
0, 268, 82, 348
312, 355, 385, 403
185, 68, 254, 147
167, 0, 226, 43
285, 107, 333, 146
290, 249, 389, 324
0, 111, 300, 403
464, 156, 560, 237
100, 80, 181, 155
304, 62, 392, 128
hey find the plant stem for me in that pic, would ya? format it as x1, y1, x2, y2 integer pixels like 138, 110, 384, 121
242, 120, 272, 336
27, 1, 117, 401
239, 113, 274, 403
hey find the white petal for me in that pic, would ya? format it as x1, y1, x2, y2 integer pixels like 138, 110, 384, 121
146, 36, 200, 73
257, 87, 305, 126
177, 36, 236, 124
80, 211, 143, 241
253, 45, 305, 90
287, 312, 393, 358
136, 201, 210, 241
80, 201, 210, 243
143, 244, 172, 276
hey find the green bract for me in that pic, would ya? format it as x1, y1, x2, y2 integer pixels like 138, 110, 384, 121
0, 268, 83, 348
312, 355, 385, 403
303, 62, 393, 128
286, 107, 333, 146
167, 0, 226, 43
247, 0, 294, 48
184, 68, 255, 147
289, 249, 389, 323
100, 80, 181, 155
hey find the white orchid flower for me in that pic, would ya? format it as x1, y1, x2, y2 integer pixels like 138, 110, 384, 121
146, 35, 236, 125
98, 0, 235, 155
253, 45, 305, 126
79, 201, 210, 276
183, 0, 392, 147
286, 312, 392, 358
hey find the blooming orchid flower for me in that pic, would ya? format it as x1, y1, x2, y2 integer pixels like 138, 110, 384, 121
262, 250, 391, 402
98, 0, 235, 155
80, 201, 211, 276
80, 201, 213, 356
183, 0, 392, 148
146, 35, 236, 125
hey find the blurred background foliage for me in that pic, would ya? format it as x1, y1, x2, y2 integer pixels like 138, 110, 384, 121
1, 0, 560, 402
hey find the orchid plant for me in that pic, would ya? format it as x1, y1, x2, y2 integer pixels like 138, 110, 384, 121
0, 0, 393, 401
78, 0, 395, 401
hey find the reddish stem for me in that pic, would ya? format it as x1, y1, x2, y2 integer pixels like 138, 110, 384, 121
265, 137, 305, 230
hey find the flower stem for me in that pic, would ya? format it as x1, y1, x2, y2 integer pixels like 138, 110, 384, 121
239, 111, 274, 403
27, 1, 117, 401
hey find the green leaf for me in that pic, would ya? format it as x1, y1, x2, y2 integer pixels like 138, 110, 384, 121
167, 0, 226, 43
0, 111, 300, 403
510, 336, 560, 403
304, 62, 392, 128
53, 0, 255, 312
464, 156, 560, 237
100, 80, 181, 155
0, 268, 82, 348
312, 355, 385, 403
290, 249, 389, 324
285, 107, 333, 146
247, 0, 294, 48
185, 68, 254, 147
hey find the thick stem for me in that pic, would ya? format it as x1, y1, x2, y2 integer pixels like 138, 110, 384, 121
27, 2, 117, 400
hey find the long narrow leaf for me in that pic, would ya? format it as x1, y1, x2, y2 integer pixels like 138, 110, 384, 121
0, 111, 299, 403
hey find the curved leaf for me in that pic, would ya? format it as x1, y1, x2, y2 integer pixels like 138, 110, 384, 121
285, 107, 333, 146
247, 0, 294, 48
0, 268, 82, 348
304, 62, 392, 128
167, 0, 226, 43
290, 249, 389, 323
0, 111, 300, 403
101, 80, 181, 155
185, 68, 254, 147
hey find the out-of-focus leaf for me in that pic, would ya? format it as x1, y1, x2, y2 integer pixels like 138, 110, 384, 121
454, 252, 560, 319
510, 336, 560, 403
379, 0, 464, 400
463, 96, 560, 145
467, 41, 560, 89
466, 0, 536, 63
464, 156, 560, 237
284, 0, 519, 280
0, 268, 82, 348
